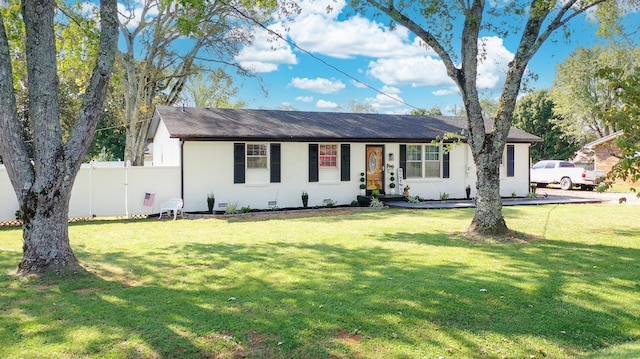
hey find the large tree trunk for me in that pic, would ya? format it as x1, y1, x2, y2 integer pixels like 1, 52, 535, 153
465, 109, 510, 235
468, 150, 508, 235
17, 190, 81, 274
124, 117, 151, 166
125, 114, 152, 166
0, 0, 118, 275
119, 54, 156, 166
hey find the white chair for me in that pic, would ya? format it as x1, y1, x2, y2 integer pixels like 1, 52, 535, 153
159, 198, 184, 220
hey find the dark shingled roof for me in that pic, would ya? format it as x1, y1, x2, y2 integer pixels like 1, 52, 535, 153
151, 106, 541, 143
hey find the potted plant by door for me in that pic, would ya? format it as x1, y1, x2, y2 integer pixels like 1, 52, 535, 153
207, 192, 215, 213
356, 194, 372, 207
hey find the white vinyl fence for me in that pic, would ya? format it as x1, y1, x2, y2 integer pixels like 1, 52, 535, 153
0, 162, 180, 222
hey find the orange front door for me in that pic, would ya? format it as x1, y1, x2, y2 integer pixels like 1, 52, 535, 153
366, 145, 384, 193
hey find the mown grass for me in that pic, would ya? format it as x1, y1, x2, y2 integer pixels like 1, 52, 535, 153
609, 183, 639, 194
0, 204, 639, 358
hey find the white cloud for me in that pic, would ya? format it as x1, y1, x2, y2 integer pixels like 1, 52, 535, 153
351, 80, 368, 89
367, 36, 513, 92
80, 2, 98, 17
280, 1, 433, 60
476, 36, 514, 89
295, 96, 314, 102
362, 86, 404, 110
367, 56, 454, 88
116, 0, 159, 29
289, 77, 346, 94
367, 93, 405, 110
380, 85, 401, 95
288, 14, 427, 59
239, 62, 281, 73
432, 88, 458, 96
316, 99, 339, 109
236, 0, 432, 72
234, 23, 298, 73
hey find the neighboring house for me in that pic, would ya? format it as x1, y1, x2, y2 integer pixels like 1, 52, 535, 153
583, 131, 623, 173
149, 106, 541, 212
577, 131, 635, 183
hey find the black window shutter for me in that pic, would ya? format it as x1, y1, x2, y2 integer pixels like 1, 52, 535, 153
309, 144, 319, 182
507, 144, 515, 177
399, 144, 407, 179
270, 143, 281, 183
443, 151, 450, 178
340, 144, 350, 181
233, 143, 245, 184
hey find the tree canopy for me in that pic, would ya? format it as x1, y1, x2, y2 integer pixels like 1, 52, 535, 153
410, 107, 443, 116
117, 0, 283, 165
513, 90, 579, 163
182, 69, 246, 109
550, 45, 640, 144
0, 0, 125, 163
346, 99, 377, 113
600, 66, 640, 183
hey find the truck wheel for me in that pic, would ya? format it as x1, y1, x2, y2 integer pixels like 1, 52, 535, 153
560, 177, 573, 190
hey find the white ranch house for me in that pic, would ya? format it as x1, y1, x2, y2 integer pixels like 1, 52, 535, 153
149, 106, 541, 212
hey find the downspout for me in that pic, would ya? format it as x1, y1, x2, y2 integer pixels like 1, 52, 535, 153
180, 140, 185, 203
528, 143, 532, 188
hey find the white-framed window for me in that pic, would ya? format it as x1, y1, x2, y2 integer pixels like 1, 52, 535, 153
319, 144, 338, 167
406, 145, 422, 178
246, 143, 267, 168
405, 144, 441, 178
424, 144, 441, 178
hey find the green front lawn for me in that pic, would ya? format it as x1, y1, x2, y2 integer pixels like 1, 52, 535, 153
1, 204, 639, 358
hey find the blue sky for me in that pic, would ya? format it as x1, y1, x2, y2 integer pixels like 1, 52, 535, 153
113, 0, 637, 114
228, 0, 632, 114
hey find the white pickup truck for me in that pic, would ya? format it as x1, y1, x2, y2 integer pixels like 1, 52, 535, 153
530, 160, 605, 190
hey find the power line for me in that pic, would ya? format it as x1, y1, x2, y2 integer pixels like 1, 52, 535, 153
91, 2, 426, 137
221, 0, 421, 111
